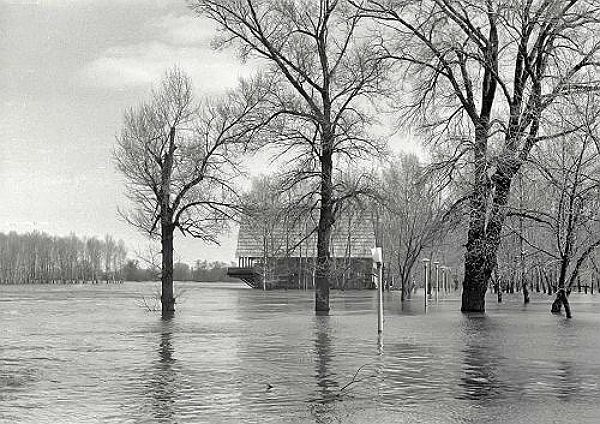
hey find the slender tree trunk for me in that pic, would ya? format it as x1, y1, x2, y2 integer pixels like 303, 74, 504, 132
551, 255, 572, 318
160, 126, 176, 317
315, 147, 333, 313
400, 276, 405, 301
161, 222, 175, 316
522, 279, 530, 304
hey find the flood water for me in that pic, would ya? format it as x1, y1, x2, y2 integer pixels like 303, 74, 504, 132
2, 282, 600, 423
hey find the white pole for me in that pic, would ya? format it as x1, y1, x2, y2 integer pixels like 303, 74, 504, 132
445, 268, 449, 293
434, 261, 440, 300
441, 267, 446, 294
423, 258, 430, 310
377, 262, 383, 335
372, 247, 384, 338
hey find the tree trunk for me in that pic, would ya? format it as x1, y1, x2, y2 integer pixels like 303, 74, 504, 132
522, 279, 530, 304
427, 263, 433, 295
160, 126, 176, 317
161, 223, 175, 316
551, 255, 572, 318
462, 248, 489, 312
551, 289, 571, 318
461, 128, 490, 312
494, 273, 502, 303
462, 153, 516, 312
400, 276, 405, 302
315, 148, 333, 313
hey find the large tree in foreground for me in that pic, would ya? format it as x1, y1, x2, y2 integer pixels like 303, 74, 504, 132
115, 68, 262, 316
360, 0, 600, 312
190, 0, 388, 312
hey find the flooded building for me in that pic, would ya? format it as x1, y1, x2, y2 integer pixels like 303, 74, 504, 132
227, 214, 377, 290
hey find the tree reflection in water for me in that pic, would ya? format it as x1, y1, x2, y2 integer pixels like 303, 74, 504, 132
554, 320, 581, 401
457, 315, 503, 402
145, 316, 179, 423
310, 314, 341, 423
555, 360, 580, 401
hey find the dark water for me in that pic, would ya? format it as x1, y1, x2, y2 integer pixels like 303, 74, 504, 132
2, 282, 600, 423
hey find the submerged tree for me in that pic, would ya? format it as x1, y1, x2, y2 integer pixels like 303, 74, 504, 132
115, 67, 263, 316
511, 131, 600, 317
379, 154, 456, 299
360, 0, 600, 312
189, 0, 388, 312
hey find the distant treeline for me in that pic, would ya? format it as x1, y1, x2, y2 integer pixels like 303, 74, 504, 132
123, 259, 237, 283
177, 260, 238, 282
0, 231, 127, 284
0, 230, 237, 285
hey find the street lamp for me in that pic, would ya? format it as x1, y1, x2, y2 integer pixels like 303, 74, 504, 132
440, 265, 446, 294
371, 247, 384, 336
422, 258, 430, 309
433, 261, 440, 299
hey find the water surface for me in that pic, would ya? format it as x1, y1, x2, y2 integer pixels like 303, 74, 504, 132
2, 282, 600, 423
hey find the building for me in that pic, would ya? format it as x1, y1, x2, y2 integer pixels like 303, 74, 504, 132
227, 213, 377, 289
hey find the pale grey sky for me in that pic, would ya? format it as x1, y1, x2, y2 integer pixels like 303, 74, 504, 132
0, 0, 417, 264
0, 0, 252, 263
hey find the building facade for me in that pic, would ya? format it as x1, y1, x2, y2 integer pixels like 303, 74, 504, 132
227, 214, 377, 290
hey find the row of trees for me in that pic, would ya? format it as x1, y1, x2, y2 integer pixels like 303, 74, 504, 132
0, 231, 127, 284
380, 136, 600, 316
235, 132, 600, 317
354, 0, 600, 314
378, 154, 459, 297
495, 127, 600, 316
0, 230, 238, 285
121, 259, 236, 282
196, 0, 600, 317
116, 0, 600, 316
378, 133, 600, 317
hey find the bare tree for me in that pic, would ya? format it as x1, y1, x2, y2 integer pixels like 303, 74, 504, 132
115, 67, 263, 316
359, 0, 600, 312
103, 234, 116, 283
189, 0, 389, 312
0, 231, 127, 285
85, 236, 103, 283
379, 153, 456, 299
240, 176, 305, 288
114, 240, 127, 282
506, 124, 600, 317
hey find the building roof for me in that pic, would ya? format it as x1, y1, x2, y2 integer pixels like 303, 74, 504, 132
235, 213, 376, 258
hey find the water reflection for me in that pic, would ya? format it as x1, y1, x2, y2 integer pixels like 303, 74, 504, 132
457, 315, 502, 402
310, 315, 340, 423
555, 360, 579, 401
384, 296, 424, 316
553, 317, 581, 401
144, 317, 179, 423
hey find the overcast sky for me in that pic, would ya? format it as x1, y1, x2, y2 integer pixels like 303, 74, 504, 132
0, 0, 254, 264
0, 0, 417, 265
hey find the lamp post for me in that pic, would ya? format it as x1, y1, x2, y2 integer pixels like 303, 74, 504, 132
372, 247, 384, 336
433, 261, 440, 300
422, 258, 430, 310
440, 266, 449, 294
440, 265, 446, 294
